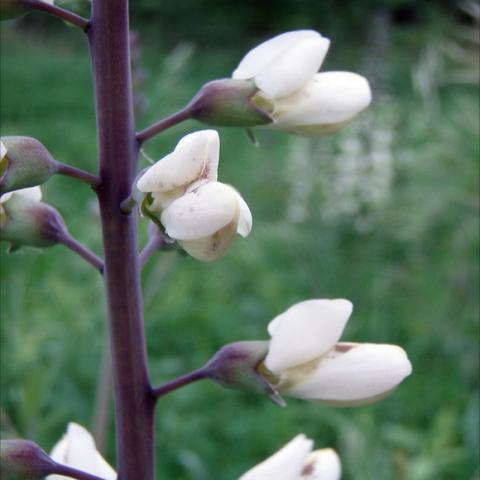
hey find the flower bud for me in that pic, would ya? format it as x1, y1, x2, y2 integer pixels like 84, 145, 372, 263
1, 440, 57, 480
1, 137, 58, 194
0, 187, 67, 251
187, 79, 273, 127
204, 341, 285, 406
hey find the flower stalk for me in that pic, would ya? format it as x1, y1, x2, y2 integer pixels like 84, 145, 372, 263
88, 2, 155, 479
21, 0, 90, 31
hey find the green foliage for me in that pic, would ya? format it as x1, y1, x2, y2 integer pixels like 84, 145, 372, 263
1, 5, 478, 480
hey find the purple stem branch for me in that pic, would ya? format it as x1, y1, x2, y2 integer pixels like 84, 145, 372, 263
56, 162, 102, 189
136, 106, 192, 145
88, 2, 155, 479
21, 0, 90, 31
53, 464, 107, 480
59, 231, 104, 273
139, 233, 165, 269
152, 368, 208, 400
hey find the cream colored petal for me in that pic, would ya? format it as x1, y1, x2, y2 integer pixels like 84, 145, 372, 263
301, 448, 341, 480
281, 343, 412, 405
179, 217, 238, 262
161, 181, 238, 240
239, 434, 314, 480
255, 37, 330, 99
1, 186, 43, 204
233, 190, 252, 237
265, 299, 353, 373
94, 452, 117, 480
233, 30, 322, 80
137, 130, 219, 193
1, 140, 7, 160
272, 72, 372, 133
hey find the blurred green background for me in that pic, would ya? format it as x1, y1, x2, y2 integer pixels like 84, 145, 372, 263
1, 1, 479, 479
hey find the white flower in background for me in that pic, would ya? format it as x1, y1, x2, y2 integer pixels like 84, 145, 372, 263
48, 423, 116, 480
232, 30, 372, 135
263, 299, 412, 406
137, 130, 252, 261
239, 434, 341, 480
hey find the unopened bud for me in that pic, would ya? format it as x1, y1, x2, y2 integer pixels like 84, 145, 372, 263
0, 440, 57, 480
204, 341, 285, 406
187, 79, 273, 127
1, 137, 59, 195
0, 189, 67, 250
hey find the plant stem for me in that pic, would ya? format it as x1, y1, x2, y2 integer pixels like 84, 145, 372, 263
152, 368, 207, 400
53, 464, 107, 480
59, 232, 104, 273
88, 2, 155, 479
136, 107, 192, 145
22, 0, 90, 31
56, 162, 102, 189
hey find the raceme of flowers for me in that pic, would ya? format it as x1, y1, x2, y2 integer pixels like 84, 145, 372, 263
239, 434, 341, 480
232, 30, 372, 135
137, 129, 252, 261
47, 423, 116, 480
261, 299, 412, 406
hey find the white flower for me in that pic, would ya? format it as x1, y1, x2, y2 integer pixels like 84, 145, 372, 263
239, 434, 341, 480
0, 185, 42, 205
264, 299, 412, 406
0, 140, 7, 160
137, 130, 252, 261
47, 423, 116, 480
232, 30, 372, 136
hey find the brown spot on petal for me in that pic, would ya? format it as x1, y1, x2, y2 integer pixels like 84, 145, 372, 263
301, 460, 315, 475
334, 343, 355, 353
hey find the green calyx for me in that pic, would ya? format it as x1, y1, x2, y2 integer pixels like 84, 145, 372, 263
188, 78, 273, 127
204, 341, 285, 406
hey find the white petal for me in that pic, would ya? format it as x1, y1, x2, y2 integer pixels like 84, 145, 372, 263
301, 448, 341, 480
1, 140, 7, 160
255, 37, 330, 99
233, 30, 322, 80
233, 190, 252, 237
137, 130, 219, 193
240, 434, 314, 480
179, 217, 238, 262
265, 299, 353, 373
272, 72, 372, 133
281, 343, 412, 405
1, 186, 43, 204
161, 181, 238, 240
47, 423, 116, 480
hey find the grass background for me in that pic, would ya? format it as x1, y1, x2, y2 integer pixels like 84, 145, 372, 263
0, 2, 479, 479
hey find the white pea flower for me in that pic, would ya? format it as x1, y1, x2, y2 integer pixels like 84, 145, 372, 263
239, 434, 341, 480
137, 130, 252, 261
263, 299, 412, 406
232, 30, 372, 136
48, 423, 116, 480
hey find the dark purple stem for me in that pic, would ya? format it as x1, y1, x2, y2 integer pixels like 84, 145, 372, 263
56, 162, 101, 189
53, 464, 107, 480
88, 2, 155, 480
152, 368, 208, 399
21, 0, 90, 31
59, 232, 104, 273
136, 107, 192, 145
